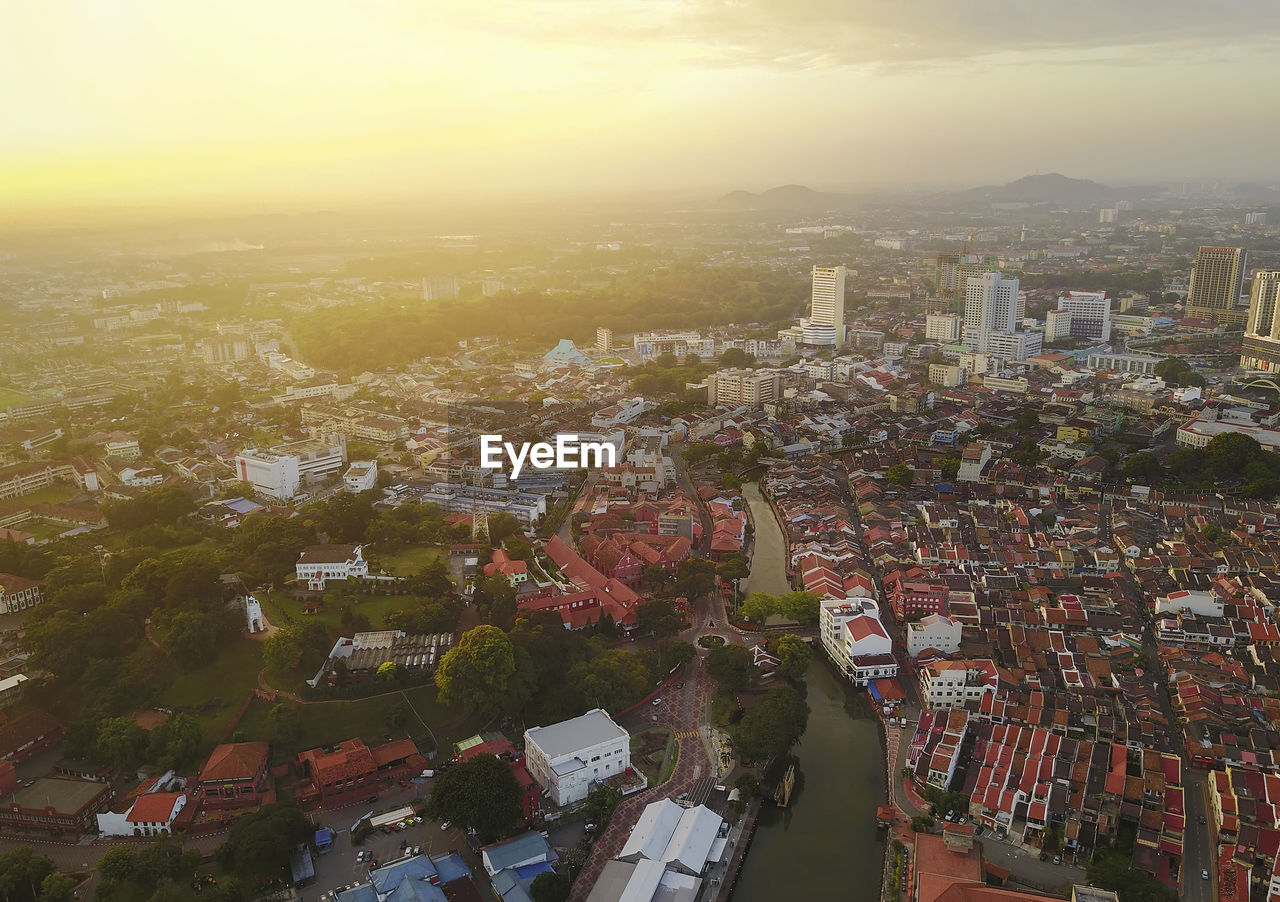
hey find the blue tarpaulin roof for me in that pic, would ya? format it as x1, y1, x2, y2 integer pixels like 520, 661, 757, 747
868, 682, 883, 702
315, 827, 333, 848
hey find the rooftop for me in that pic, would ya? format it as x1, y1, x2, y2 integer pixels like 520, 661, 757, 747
526, 709, 628, 759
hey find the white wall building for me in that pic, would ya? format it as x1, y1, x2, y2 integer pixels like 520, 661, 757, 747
925, 313, 962, 343
907, 614, 963, 658
1057, 291, 1112, 342
1155, 589, 1224, 619
1044, 309, 1073, 342
524, 709, 630, 807
708, 369, 781, 408
296, 544, 369, 591
819, 597, 898, 687
97, 791, 186, 837
919, 659, 999, 710
343, 460, 378, 493
236, 437, 347, 500
809, 266, 847, 348
962, 272, 1019, 353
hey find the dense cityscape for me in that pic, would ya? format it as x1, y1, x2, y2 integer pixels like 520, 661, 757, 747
7, 3, 1280, 902
1, 180, 1279, 902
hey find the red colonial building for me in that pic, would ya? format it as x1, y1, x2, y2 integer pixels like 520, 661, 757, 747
196, 741, 271, 810
295, 738, 426, 806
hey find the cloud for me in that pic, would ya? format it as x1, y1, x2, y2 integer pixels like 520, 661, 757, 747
452, 0, 1280, 71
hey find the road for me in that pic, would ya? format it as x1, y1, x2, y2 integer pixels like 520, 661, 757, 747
1182, 770, 1214, 902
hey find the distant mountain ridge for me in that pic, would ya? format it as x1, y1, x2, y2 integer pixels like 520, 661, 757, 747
955, 173, 1117, 204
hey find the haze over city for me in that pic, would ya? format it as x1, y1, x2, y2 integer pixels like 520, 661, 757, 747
4, 0, 1280, 217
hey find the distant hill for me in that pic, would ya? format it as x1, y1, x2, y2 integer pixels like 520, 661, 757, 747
718, 184, 854, 210
949, 173, 1157, 206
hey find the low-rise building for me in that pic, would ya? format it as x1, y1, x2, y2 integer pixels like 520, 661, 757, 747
343, 460, 378, 493
296, 544, 369, 591
819, 597, 899, 687
97, 791, 187, 837
919, 659, 999, 710
524, 709, 630, 807
0, 574, 45, 614
906, 614, 963, 658
195, 741, 270, 810
0, 761, 113, 835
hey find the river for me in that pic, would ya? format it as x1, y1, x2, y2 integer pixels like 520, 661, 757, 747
734, 482, 886, 901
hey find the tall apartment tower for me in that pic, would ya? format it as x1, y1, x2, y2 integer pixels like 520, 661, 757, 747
963, 272, 1019, 347
925, 313, 962, 343
1241, 271, 1280, 371
595, 327, 614, 353
1057, 291, 1112, 342
1187, 246, 1248, 325
810, 266, 847, 348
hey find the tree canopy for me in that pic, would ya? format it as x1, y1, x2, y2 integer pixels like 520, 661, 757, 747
731, 685, 810, 764
706, 643, 757, 689
434, 625, 516, 714
427, 754, 524, 842
738, 590, 821, 625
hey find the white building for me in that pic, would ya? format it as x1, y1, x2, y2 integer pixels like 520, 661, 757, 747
1086, 352, 1161, 375
928, 364, 966, 388
819, 597, 898, 687
983, 329, 1042, 362
907, 614, 963, 658
1155, 589, 1224, 619
524, 709, 630, 807
296, 544, 369, 591
962, 272, 1019, 353
97, 791, 186, 837
707, 369, 781, 408
919, 659, 999, 710
618, 799, 725, 877
235, 436, 347, 500
592, 397, 649, 428
1176, 412, 1280, 451
1044, 308, 1073, 342
1057, 291, 1111, 342
343, 460, 378, 493
925, 313, 962, 343
0, 574, 45, 614
118, 467, 165, 488
809, 265, 847, 348
418, 483, 547, 525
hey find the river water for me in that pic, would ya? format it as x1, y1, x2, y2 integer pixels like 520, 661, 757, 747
734, 483, 886, 901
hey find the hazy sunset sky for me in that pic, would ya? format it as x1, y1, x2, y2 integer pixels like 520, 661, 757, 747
3, 0, 1278, 212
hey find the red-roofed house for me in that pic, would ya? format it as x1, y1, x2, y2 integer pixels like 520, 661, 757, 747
97, 791, 187, 836
483, 549, 529, 585
196, 741, 270, 810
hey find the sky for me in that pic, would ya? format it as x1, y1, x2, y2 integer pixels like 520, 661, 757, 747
3, 0, 1279, 214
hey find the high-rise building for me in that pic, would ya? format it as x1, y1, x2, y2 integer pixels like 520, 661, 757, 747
1098, 208, 1118, 224
595, 327, 614, 353
1187, 246, 1248, 325
708, 368, 781, 408
809, 266, 847, 347
1044, 309, 1073, 342
1056, 291, 1112, 341
1246, 212, 1268, 226
421, 275, 459, 301
925, 313, 962, 343
1240, 271, 1280, 371
961, 272, 1039, 361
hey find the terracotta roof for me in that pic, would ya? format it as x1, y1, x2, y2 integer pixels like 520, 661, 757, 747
128, 792, 183, 824
298, 544, 361, 565
199, 741, 269, 783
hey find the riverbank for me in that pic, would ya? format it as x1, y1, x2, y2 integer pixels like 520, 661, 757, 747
729, 484, 888, 902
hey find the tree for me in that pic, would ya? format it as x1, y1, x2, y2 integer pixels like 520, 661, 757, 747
707, 643, 757, 690
37, 873, 76, 902
530, 872, 572, 902
96, 716, 148, 771
1122, 451, 1162, 484
739, 590, 820, 625
720, 347, 755, 368
1154, 357, 1204, 388
911, 815, 936, 833
584, 784, 623, 827
427, 754, 523, 842
377, 661, 398, 682
230, 514, 316, 586
0, 847, 56, 902
663, 641, 697, 670
936, 457, 961, 480
774, 634, 810, 681
673, 558, 717, 601
434, 625, 516, 714
486, 512, 523, 545
886, 464, 914, 486
98, 845, 140, 882
215, 803, 313, 880
267, 703, 301, 747
731, 685, 809, 764
148, 712, 203, 770
636, 599, 683, 639
716, 554, 750, 582
734, 772, 760, 798
569, 650, 651, 712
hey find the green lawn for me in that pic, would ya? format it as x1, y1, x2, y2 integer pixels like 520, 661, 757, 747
233, 683, 479, 757
262, 590, 425, 633
630, 725, 676, 787
0, 483, 77, 510
369, 545, 446, 578
0, 387, 33, 409
158, 638, 265, 743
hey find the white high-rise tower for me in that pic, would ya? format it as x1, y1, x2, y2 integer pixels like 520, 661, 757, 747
809, 265, 847, 348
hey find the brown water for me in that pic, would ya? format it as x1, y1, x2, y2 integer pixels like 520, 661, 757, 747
734, 483, 886, 901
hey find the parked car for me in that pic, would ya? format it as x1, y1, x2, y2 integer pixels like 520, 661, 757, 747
421, 770, 435, 778
652, 698, 662, 706
441, 821, 451, 830
1053, 856, 1062, 866
1202, 870, 1210, 881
